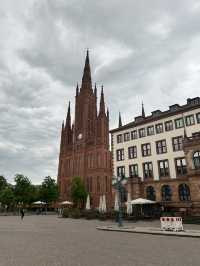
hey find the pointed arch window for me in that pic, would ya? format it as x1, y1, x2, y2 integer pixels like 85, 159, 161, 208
146, 186, 156, 201
193, 151, 200, 169
179, 184, 191, 201
161, 185, 172, 201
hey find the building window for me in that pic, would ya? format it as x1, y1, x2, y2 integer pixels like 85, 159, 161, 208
156, 139, 167, 154
131, 130, 137, 140
161, 185, 172, 201
158, 160, 169, 177
142, 143, 151, 157
175, 157, 187, 176
143, 162, 153, 179
193, 151, 200, 169
116, 149, 124, 161
172, 136, 183, 151
179, 184, 191, 201
117, 134, 123, 143
97, 176, 100, 192
196, 113, 200, 124
175, 117, 184, 129
139, 128, 146, 138
185, 115, 195, 126
146, 186, 156, 201
117, 166, 125, 178
105, 176, 108, 192
165, 120, 173, 131
128, 146, 137, 159
124, 132, 130, 142
155, 123, 163, 134
129, 164, 138, 177
147, 126, 154, 136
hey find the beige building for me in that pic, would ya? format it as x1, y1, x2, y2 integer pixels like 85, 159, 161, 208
110, 97, 200, 215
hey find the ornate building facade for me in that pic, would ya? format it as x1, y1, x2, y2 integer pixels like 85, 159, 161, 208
57, 51, 112, 207
110, 98, 200, 215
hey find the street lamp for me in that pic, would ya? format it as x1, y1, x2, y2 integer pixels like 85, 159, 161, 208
112, 175, 128, 227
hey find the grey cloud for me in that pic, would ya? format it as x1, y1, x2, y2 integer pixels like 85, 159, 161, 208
0, 0, 200, 182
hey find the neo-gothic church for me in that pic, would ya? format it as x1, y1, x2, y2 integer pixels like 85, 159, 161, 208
57, 51, 112, 207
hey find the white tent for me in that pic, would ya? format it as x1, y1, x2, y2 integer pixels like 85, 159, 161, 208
98, 195, 103, 213
126, 193, 132, 215
114, 193, 119, 211
102, 194, 107, 213
85, 194, 91, 210
130, 198, 156, 205
59, 200, 73, 205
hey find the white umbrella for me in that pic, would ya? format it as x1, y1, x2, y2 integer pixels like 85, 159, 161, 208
114, 193, 119, 211
59, 200, 73, 205
32, 201, 46, 205
130, 198, 156, 205
98, 195, 103, 213
102, 194, 107, 213
126, 193, 132, 215
86, 194, 91, 210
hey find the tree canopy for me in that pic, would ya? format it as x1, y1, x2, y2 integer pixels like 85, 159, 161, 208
14, 174, 35, 205
0, 186, 15, 207
39, 176, 58, 204
71, 176, 87, 207
0, 176, 7, 192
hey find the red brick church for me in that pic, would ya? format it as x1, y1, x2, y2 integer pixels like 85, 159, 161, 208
57, 51, 112, 207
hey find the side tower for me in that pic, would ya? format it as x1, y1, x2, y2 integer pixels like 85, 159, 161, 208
57, 51, 112, 207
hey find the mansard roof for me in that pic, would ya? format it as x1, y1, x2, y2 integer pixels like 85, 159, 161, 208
110, 97, 200, 133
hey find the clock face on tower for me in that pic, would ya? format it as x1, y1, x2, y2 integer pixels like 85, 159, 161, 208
77, 133, 83, 140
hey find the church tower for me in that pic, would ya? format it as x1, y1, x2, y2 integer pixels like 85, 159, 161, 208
57, 51, 112, 207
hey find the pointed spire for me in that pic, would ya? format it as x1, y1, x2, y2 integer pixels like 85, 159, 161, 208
94, 83, 97, 97
118, 112, 122, 127
107, 108, 109, 119
76, 83, 79, 97
81, 49, 92, 91
66, 101, 71, 128
99, 85, 105, 115
142, 101, 145, 118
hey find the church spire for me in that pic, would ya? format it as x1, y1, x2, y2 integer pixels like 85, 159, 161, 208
76, 83, 79, 97
81, 49, 92, 91
118, 112, 122, 127
66, 101, 71, 128
142, 101, 145, 118
94, 83, 97, 97
99, 85, 105, 115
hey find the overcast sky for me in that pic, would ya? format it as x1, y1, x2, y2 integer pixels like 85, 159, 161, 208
1, 0, 200, 183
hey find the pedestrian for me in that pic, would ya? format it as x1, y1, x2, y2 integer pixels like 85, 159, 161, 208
20, 208, 24, 220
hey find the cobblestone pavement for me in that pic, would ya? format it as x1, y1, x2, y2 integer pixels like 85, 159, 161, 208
0, 216, 200, 266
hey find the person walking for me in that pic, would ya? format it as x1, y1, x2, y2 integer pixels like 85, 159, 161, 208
20, 208, 24, 220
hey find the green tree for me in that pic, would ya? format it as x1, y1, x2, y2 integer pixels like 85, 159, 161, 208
0, 176, 7, 191
0, 186, 15, 208
71, 176, 87, 208
39, 176, 58, 204
14, 174, 35, 205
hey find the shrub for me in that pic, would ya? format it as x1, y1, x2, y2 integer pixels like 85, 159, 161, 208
82, 210, 93, 219
62, 208, 70, 218
98, 212, 107, 221
70, 208, 81, 219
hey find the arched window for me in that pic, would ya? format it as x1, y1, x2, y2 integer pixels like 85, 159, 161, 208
193, 151, 200, 169
161, 185, 172, 201
179, 184, 191, 201
146, 186, 156, 201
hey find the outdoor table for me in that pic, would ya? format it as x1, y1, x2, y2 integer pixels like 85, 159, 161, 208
160, 217, 183, 231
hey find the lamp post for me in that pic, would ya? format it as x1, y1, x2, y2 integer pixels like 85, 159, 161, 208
112, 175, 128, 227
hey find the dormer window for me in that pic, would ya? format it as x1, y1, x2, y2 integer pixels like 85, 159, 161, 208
193, 151, 200, 169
